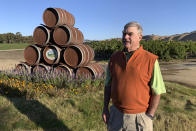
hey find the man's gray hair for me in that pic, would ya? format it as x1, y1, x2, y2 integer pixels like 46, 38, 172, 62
124, 21, 143, 35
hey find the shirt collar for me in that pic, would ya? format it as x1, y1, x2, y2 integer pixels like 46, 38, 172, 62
122, 45, 141, 54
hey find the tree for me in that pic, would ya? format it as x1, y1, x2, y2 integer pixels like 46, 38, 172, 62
0, 34, 5, 43
4, 33, 15, 43
15, 32, 23, 43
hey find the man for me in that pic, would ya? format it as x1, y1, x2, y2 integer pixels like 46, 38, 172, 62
102, 21, 166, 131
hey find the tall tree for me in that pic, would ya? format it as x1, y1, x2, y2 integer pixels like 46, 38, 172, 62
5, 33, 15, 43
0, 34, 5, 43
15, 32, 23, 43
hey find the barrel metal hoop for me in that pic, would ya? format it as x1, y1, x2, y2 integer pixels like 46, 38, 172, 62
71, 45, 83, 66
50, 45, 61, 64
62, 25, 72, 45
31, 45, 41, 65
41, 25, 50, 44
55, 8, 61, 26
85, 66, 97, 77
74, 29, 78, 43
59, 65, 72, 75
62, 10, 67, 25
83, 45, 90, 65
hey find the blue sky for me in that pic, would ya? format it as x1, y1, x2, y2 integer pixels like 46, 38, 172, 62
0, 0, 196, 40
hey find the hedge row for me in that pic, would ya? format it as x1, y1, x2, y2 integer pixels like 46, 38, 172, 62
86, 39, 196, 61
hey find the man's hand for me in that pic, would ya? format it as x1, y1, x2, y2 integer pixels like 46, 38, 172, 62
102, 107, 110, 124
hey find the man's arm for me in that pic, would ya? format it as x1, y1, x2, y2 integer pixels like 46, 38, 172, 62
146, 92, 160, 117
102, 61, 112, 124
102, 85, 111, 124
147, 60, 166, 118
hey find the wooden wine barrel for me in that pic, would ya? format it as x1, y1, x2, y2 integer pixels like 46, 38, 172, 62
43, 45, 61, 65
32, 63, 51, 74
63, 44, 94, 68
76, 63, 104, 78
24, 44, 43, 65
15, 62, 31, 73
54, 64, 73, 76
53, 25, 84, 46
33, 25, 51, 46
43, 8, 75, 27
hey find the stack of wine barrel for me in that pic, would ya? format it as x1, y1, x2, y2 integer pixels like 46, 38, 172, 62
16, 7, 104, 79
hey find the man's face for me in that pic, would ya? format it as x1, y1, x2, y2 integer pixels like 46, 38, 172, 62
122, 26, 142, 52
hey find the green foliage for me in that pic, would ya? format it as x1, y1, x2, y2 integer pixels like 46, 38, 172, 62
169, 41, 186, 59
154, 82, 196, 131
0, 70, 105, 99
0, 43, 30, 50
142, 40, 171, 60
0, 33, 33, 44
141, 40, 189, 60
0, 78, 196, 130
86, 39, 123, 60
87, 39, 196, 61
186, 41, 196, 56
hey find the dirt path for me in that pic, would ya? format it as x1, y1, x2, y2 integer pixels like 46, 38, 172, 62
0, 50, 24, 70
0, 50, 196, 88
160, 60, 196, 88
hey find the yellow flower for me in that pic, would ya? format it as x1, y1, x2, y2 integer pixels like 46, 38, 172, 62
22, 83, 25, 87
49, 85, 53, 88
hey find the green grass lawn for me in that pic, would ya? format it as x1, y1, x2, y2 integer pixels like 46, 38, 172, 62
0, 81, 195, 131
0, 43, 30, 50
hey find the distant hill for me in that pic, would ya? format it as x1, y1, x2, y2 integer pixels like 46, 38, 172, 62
85, 30, 196, 42
142, 30, 196, 41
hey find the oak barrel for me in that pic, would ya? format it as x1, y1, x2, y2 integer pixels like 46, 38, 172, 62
76, 63, 104, 78
32, 63, 51, 74
54, 64, 73, 76
15, 62, 31, 73
53, 25, 84, 46
33, 25, 50, 45
24, 44, 42, 65
43, 8, 75, 27
63, 44, 94, 68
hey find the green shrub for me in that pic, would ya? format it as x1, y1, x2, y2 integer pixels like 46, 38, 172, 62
87, 39, 196, 61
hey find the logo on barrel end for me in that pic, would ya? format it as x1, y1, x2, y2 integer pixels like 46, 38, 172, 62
46, 49, 57, 60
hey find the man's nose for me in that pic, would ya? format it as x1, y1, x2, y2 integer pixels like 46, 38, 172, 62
124, 34, 129, 39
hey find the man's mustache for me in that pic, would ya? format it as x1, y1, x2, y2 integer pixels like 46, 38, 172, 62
122, 39, 130, 43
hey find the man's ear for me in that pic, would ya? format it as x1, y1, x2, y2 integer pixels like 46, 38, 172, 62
139, 34, 143, 40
